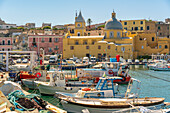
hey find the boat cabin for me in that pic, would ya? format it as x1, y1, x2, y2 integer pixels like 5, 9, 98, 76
76, 77, 122, 98
48, 71, 70, 87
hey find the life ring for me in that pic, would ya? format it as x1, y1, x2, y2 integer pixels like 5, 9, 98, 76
82, 88, 91, 91
35, 72, 41, 78
121, 76, 126, 82
108, 70, 114, 74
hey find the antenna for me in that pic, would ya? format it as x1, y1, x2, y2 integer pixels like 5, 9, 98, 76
76, 10, 77, 17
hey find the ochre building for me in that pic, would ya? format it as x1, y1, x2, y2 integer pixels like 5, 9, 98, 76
63, 11, 170, 59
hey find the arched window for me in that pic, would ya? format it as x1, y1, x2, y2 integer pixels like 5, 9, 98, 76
104, 32, 107, 38
110, 32, 113, 38
165, 45, 168, 49
117, 32, 121, 38
2, 40, 5, 45
77, 32, 80, 36
8, 40, 10, 45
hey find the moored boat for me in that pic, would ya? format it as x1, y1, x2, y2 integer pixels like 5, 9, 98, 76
55, 77, 165, 113
76, 62, 131, 84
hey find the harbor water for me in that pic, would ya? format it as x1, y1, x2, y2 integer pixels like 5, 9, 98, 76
27, 65, 170, 110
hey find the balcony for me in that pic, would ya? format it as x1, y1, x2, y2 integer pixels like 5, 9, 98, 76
54, 48, 59, 50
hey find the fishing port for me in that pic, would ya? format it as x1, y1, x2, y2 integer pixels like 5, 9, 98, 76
0, 0, 170, 112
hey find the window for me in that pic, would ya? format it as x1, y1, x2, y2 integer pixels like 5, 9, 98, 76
160, 33, 162, 35
2, 40, 5, 45
159, 45, 162, 48
140, 38, 142, 40
8, 48, 10, 51
48, 48, 52, 52
140, 21, 143, 24
124, 22, 127, 25
98, 45, 101, 49
83, 40, 87, 45
77, 32, 80, 36
88, 33, 90, 36
134, 27, 138, 30
117, 32, 120, 38
133, 21, 135, 24
55, 46, 58, 50
165, 45, 168, 49
121, 47, 125, 51
141, 27, 143, 30
104, 32, 107, 38
41, 38, 44, 42
110, 32, 113, 38
124, 27, 127, 30
8, 40, 10, 45
147, 26, 149, 30
158, 26, 161, 30
152, 37, 154, 41
86, 46, 89, 49
49, 38, 52, 42
55, 38, 58, 42
2, 48, 4, 51
75, 40, 79, 45
131, 27, 133, 30
13, 40, 15, 44
92, 40, 95, 45
141, 46, 144, 49
108, 45, 110, 49
33, 38, 36, 42
70, 46, 74, 50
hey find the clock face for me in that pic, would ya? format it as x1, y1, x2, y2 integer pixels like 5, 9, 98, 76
77, 24, 80, 27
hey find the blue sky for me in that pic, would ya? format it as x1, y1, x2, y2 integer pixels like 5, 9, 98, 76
0, 0, 170, 27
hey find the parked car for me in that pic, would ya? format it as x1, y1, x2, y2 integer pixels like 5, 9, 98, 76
22, 59, 28, 63
16, 59, 21, 63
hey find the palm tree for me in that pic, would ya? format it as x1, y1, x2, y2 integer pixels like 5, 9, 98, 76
87, 18, 92, 28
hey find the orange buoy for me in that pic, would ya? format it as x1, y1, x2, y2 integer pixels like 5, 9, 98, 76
82, 88, 91, 91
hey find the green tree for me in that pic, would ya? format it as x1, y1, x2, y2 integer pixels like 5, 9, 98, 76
17, 27, 24, 30
43, 26, 51, 30
87, 18, 92, 28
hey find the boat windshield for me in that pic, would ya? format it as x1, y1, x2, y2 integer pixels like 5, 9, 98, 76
96, 79, 114, 90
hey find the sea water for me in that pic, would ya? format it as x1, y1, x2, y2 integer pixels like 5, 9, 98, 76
27, 65, 170, 109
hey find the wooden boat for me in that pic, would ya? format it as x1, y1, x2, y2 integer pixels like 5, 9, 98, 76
76, 62, 131, 84
55, 77, 165, 113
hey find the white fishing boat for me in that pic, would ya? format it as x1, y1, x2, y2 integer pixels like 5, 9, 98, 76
153, 64, 170, 71
38, 71, 92, 95
148, 60, 167, 70
55, 77, 165, 113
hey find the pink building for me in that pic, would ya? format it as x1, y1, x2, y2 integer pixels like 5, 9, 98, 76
28, 35, 63, 55
0, 37, 13, 51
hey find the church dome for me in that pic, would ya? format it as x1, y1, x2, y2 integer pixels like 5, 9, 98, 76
105, 17, 123, 30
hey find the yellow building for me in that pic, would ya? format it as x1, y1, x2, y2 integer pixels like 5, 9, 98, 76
63, 11, 170, 60
121, 19, 156, 34
63, 11, 134, 59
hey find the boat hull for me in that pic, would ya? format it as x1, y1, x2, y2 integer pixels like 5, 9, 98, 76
60, 97, 164, 113
38, 84, 82, 95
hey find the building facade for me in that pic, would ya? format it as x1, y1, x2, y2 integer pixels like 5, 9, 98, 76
63, 11, 170, 59
0, 37, 13, 51
28, 34, 63, 55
